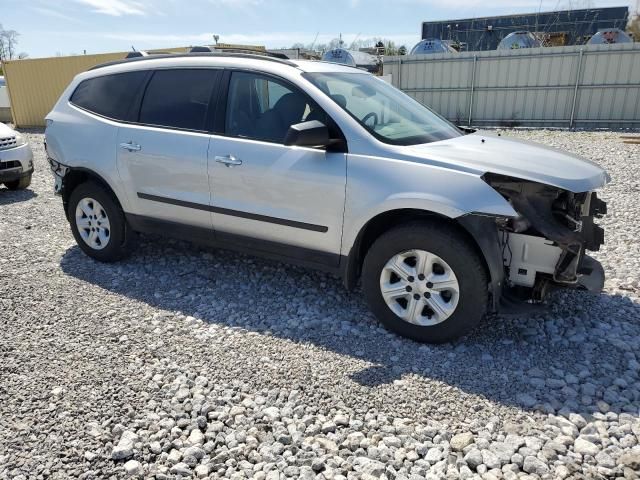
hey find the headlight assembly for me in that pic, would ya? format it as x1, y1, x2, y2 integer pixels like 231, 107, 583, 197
14, 133, 27, 147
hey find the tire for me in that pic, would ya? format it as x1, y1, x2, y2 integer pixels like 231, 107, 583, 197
67, 181, 136, 262
362, 221, 487, 343
4, 173, 32, 190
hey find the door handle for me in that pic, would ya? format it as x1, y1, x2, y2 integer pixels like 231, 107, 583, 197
215, 155, 242, 167
119, 141, 141, 152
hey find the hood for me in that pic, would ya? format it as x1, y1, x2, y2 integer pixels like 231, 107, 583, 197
0, 122, 17, 138
403, 131, 610, 193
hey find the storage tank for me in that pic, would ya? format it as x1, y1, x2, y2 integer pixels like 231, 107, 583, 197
587, 28, 632, 45
410, 38, 457, 54
322, 48, 379, 73
497, 31, 542, 50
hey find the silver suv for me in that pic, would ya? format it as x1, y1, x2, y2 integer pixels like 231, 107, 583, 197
45, 53, 608, 343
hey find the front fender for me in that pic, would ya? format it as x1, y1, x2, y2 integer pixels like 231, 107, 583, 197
341, 154, 517, 256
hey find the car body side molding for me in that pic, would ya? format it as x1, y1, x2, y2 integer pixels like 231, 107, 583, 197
136, 192, 329, 233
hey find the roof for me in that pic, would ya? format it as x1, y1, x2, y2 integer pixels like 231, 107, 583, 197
88, 52, 361, 75
421, 6, 629, 25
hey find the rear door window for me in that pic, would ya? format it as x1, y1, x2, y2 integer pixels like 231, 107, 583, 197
139, 69, 219, 131
70, 71, 148, 121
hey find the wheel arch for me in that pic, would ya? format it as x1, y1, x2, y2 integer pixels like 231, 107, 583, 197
60, 167, 123, 220
341, 208, 503, 312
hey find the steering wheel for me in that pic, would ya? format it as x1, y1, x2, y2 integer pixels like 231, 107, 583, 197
361, 112, 379, 127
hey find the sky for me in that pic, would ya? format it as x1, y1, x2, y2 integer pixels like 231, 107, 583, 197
1, 0, 636, 59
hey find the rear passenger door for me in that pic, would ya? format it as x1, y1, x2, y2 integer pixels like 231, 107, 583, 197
116, 68, 219, 230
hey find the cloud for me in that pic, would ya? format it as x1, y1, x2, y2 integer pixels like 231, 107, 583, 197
31, 6, 80, 22
211, 0, 264, 5
89, 31, 419, 49
75, 0, 146, 16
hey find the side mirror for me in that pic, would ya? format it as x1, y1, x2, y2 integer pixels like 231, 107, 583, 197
284, 120, 332, 148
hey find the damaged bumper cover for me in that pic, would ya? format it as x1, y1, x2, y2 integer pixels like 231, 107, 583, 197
575, 255, 605, 293
48, 157, 69, 195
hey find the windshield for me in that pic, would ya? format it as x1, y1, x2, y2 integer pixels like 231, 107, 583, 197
304, 72, 462, 145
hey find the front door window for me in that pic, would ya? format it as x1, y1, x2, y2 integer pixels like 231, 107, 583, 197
225, 71, 323, 143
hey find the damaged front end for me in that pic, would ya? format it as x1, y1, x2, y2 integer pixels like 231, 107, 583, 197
483, 173, 607, 304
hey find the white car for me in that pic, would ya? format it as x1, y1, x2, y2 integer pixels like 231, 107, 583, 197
44, 53, 608, 343
0, 122, 33, 190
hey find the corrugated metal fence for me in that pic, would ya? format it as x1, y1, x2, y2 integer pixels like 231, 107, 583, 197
3, 47, 189, 127
384, 43, 640, 129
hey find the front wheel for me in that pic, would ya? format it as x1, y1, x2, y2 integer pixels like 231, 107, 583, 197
362, 221, 488, 343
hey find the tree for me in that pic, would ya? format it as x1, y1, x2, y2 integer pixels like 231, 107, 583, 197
0, 24, 22, 61
294, 36, 407, 55
350, 38, 374, 50
328, 37, 343, 49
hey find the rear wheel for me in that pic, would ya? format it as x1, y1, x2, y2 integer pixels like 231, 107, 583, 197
4, 173, 32, 190
68, 181, 135, 262
362, 221, 488, 343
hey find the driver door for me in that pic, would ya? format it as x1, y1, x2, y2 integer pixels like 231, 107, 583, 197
208, 71, 347, 266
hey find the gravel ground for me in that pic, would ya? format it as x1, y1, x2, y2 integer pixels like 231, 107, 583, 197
1, 129, 639, 480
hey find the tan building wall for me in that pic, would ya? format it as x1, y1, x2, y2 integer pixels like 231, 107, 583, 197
3, 47, 190, 127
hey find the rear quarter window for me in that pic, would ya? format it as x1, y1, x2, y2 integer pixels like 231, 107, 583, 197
70, 71, 148, 121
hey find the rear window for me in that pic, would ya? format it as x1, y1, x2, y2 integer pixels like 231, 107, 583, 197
139, 69, 218, 131
70, 71, 148, 121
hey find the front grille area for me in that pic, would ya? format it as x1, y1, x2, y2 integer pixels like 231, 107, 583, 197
0, 136, 17, 150
0, 160, 20, 170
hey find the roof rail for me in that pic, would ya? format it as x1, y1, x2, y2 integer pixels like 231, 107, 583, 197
89, 51, 296, 71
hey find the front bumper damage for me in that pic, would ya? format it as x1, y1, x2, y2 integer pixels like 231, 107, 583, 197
471, 173, 607, 312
